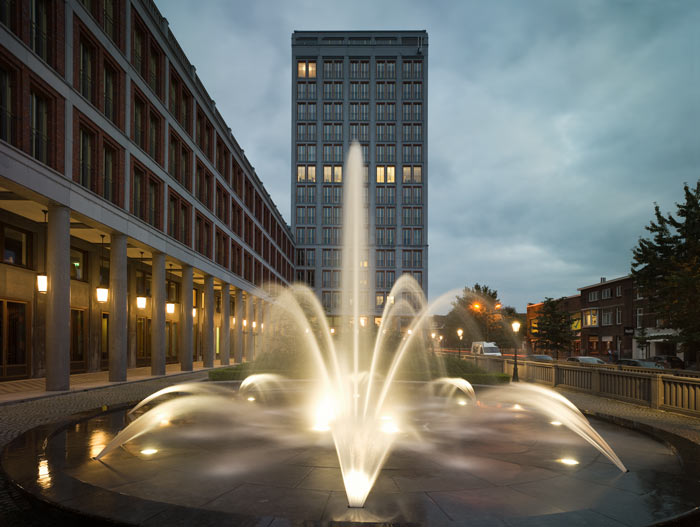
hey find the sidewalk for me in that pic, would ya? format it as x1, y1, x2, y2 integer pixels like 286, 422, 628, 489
555, 387, 700, 446
0, 362, 230, 448
0, 360, 227, 405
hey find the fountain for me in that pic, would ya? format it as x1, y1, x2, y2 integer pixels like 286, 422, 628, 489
94, 143, 626, 510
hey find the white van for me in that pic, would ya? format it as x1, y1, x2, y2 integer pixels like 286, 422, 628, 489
471, 341, 502, 356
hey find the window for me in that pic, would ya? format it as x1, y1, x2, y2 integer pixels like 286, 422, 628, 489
602, 288, 611, 299
30, 0, 49, 62
133, 97, 145, 149
583, 309, 599, 327
29, 91, 48, 164
132, 165, 162, 229
79, 39, 95, 103
132, 22, 145, 77
78, 126, 95, 191
616, 307, 622, 325
69, 248, 87, 280
588, 291, 599, 302
103, 0, 118, 42
601, 309, 613, 326
0, 66, 14, 144
103, 63, 117, 124
1, 225, 30, 267
132, 14, 163, 99
195, 213, 212, 258
636, 308, 643, 329
615, 285, 622, 297
148, 111, 160, 160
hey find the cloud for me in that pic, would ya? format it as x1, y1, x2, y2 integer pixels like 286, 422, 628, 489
158, 0, 700, 311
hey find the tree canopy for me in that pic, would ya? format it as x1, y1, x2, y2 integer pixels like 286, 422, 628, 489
631, 180, 700, 362
533, 297, 573, 358
441, 283, 522, 349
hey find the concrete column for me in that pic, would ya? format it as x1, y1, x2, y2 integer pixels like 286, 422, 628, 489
246, 296, 255, 362
203, 275, 215, 367
180, 265, 194, 371
45, 204, 70, 391
235, 288, 243, 363
151, 252, 166, 375
108, 233, 128, 382
221, 283, 231, 365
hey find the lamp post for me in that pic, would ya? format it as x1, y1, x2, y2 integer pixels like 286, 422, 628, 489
511, 320, 521, 382
457, 328, 463, 359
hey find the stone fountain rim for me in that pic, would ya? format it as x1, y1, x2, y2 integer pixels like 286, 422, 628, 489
2, 392, 700, 526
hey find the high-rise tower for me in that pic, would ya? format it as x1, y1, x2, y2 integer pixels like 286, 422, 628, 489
292, 31, 428, 327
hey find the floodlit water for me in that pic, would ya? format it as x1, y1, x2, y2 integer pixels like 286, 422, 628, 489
96, 143, 626, 508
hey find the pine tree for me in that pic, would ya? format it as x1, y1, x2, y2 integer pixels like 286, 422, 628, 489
631, 180, 700, 365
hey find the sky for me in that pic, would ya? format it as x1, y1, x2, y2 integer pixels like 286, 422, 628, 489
157, 0, 700, 312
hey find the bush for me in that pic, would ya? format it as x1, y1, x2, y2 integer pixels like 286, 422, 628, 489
208, 353, 509, 385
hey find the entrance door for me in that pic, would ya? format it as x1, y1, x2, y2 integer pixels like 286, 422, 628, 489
0, 300, 29, 380
69, 309, 86, 373
166, 321, 178, 363
136, 317, 151, 367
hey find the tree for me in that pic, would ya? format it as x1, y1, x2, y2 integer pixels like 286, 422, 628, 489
534, 297, 573, 359
631, 180, 700, 365
442, 283, 521, 350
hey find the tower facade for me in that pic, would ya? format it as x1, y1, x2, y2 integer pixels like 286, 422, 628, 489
291, 31, 428, 326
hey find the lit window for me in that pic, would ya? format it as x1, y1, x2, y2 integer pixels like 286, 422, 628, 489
376, 166, 385, 183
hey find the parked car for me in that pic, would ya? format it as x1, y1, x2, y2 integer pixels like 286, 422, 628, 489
567, 356, 605, 365
652, 355, 685, 369
471, 341, 502, 356
616, 359, 663, 369
526, 354, 554, 363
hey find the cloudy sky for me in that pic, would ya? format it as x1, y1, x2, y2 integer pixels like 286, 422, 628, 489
158, 0, 700, 312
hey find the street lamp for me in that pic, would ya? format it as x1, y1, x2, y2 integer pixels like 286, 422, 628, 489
511, 320, 521, 382
457, 328, 464, 359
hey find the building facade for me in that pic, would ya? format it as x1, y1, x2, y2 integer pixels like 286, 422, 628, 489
579, 277, 635, 359
0, 0, 294, 387
527, 275, 682, 361
291, 31, 428, 326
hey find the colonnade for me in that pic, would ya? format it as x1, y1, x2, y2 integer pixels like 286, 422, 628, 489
44, 205, 270, 391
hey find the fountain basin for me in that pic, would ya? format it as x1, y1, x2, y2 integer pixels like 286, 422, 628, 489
3, 388, 700, 526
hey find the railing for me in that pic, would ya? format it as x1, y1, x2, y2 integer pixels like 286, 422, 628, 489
446, 352, 700, 417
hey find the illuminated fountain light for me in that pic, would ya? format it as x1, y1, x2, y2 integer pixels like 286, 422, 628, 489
343, 470, 372, 508
559, 458, 579, 466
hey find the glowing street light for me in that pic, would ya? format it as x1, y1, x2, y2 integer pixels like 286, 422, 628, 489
457, 328, 464, 359
511, 320, 521, 382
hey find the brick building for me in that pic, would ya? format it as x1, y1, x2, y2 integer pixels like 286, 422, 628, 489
526, 294, 581, 358
527, 274, 683, 362
0, 0, 294, 387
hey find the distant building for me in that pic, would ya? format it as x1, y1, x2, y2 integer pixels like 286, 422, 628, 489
291, 31, 429, 327
527, 275, 683, 361
578, 276, 635, 359
526, 294, 581, 358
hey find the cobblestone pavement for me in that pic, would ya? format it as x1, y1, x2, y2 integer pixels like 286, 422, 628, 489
2, 380, 700, 526
0, 371, 210, 526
